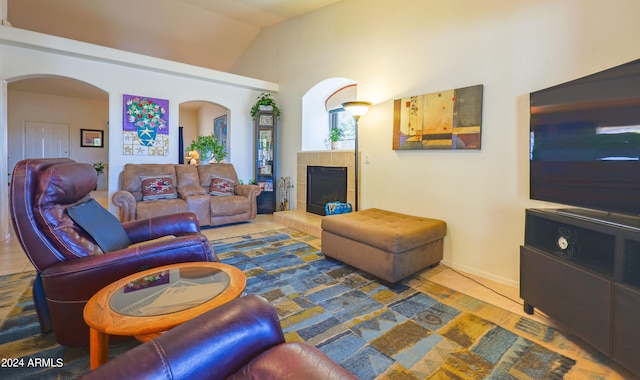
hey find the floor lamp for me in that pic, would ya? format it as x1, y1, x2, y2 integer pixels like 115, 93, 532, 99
342, 101, 371, 211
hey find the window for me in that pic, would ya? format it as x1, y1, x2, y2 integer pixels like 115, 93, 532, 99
329, 108, 355, 141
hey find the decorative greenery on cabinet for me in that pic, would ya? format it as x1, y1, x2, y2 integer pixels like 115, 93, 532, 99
250, 93, 280, 119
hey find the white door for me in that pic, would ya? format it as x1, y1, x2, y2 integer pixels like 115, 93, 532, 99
24, 121, 70, 159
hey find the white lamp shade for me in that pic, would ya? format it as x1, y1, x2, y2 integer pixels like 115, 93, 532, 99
342, 101, 371, 118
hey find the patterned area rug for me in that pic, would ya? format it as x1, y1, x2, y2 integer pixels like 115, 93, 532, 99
211, 230, 623, 380
0, 229, 626, 379
0, 272, 137, 379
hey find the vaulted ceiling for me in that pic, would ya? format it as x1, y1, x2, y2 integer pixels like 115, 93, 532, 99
7, 0, 341, 98
8, 0, 341, 72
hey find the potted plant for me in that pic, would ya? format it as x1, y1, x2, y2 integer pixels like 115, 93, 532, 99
92, 162, 106, 176
186, 134, 227, 163
92, 162, 106, 190
250, 93, 281, 119
328, 127, 344, 149
210, 137, 227, 163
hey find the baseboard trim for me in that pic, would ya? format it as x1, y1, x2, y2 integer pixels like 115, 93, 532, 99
441, 259, 519, 289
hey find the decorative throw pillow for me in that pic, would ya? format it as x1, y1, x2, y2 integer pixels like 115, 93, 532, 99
67, 198, 132, 252
140, 174, 178, 201
209, 175, 235, 196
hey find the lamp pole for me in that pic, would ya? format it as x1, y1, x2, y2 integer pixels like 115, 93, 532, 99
354, 115, 360, 211
341, 101, 371, 211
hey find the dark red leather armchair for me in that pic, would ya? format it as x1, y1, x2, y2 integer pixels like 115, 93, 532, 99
81, 295, 357, 380
9, 158, 217, 347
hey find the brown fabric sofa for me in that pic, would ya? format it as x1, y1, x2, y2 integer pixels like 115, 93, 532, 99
113, 163, 262, 227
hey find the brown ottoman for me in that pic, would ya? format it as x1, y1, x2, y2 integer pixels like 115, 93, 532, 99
321, 208, 446, 285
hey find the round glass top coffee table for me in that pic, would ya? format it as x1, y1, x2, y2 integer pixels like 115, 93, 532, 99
83, 262, 246, 369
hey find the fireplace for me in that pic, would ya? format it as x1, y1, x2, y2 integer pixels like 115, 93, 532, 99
306, 166, 347, 216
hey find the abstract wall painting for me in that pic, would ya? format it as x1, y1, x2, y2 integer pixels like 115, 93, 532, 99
123, 94, 169, 156
393, 84, 483, 150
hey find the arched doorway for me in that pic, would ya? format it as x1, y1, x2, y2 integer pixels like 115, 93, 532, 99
7, 75, 109, 187
2, 76, 109, 240
179, 100, 230, 163
301, 78, 357, 151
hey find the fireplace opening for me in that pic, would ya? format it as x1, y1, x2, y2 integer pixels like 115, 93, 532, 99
307, 166, 347, 216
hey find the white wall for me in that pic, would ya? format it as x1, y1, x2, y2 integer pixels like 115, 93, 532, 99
0, 26, 277, 240
231, 0, 640, 286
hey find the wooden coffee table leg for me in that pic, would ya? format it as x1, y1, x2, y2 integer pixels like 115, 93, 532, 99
89, 327, 109, 370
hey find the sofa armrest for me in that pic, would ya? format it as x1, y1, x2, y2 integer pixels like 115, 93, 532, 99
41, 233, 217, 301
80, 295, 285, 380
122, 212, 201, 242
111, 190, 137, 222
235, 184, 262, 219
235, 184, 261, 198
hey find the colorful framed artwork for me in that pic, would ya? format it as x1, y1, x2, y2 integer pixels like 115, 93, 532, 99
80, 129, 104, 148
393, 84, 483, 150
123, 94, 169, 156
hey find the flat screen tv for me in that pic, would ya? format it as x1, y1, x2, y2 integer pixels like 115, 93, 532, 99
530, 58, 640, 217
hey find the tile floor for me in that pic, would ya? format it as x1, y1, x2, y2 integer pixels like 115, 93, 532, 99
1, 193, 552, 325
3, 193, 629, 377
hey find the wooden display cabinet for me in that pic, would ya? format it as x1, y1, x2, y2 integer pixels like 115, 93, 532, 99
254, 111, 277, 214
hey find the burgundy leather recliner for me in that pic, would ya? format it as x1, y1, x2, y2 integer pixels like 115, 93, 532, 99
81, 294, 358, 380
9, 158, 217, 347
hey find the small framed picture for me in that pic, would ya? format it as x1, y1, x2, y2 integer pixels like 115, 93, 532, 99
259, 115, 273, 126
81, 129, 104, 148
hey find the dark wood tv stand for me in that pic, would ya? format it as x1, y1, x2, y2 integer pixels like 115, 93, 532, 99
520, 208, 640, 377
